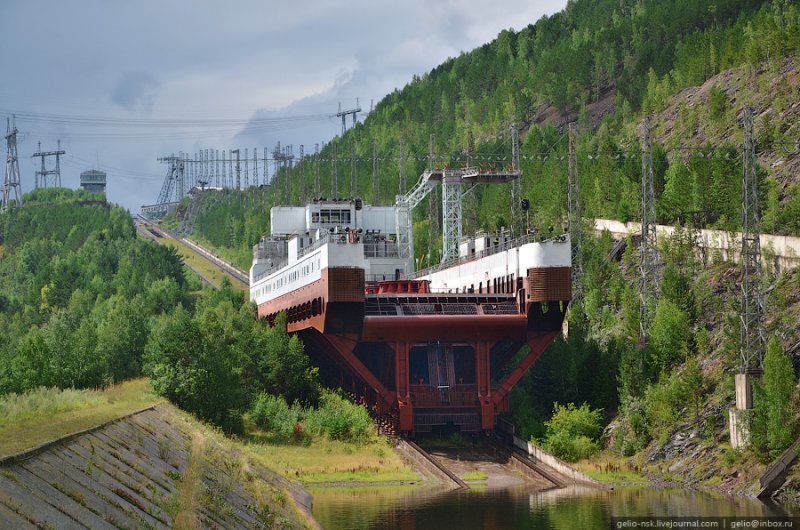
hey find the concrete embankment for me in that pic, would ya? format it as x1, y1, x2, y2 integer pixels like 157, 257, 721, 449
0, 404, 318, 529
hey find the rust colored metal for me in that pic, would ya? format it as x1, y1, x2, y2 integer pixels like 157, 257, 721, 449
526, 266, 571, 302
260, 264, 570, 435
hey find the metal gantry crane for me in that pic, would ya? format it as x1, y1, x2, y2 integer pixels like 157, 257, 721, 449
395, 127, 522, 264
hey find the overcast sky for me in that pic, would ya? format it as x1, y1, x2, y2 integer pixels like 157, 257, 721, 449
0, 0, 566, 212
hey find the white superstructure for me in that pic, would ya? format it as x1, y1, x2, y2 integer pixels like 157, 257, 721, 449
250, 199, 413, 304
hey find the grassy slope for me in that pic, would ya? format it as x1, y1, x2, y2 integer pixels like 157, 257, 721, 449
137, 221, 247, 292
0, 378, 162, 457
0, 380, 419, 485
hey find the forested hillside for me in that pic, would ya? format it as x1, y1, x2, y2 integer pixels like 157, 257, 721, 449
170, 0, 800, 484
180, 0, 800, 271
0, 188, 190, 392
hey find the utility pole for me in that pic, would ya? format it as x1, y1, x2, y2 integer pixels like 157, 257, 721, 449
315, 143, 321, 196
156, 154, 185, 205
464, 131, 477, 236
568, 123, 583, 301
244, 148, 250, 188
299, 145, 305, 202
510, 125, 521, 238
332, 143, 338, 198
639, 115, 660, 347
252, 148, 258, 187
372, 140, 379, 205
33, 140, 65, 188
351, 140, 357, 198
232, 149, 241, 190
337, 99, 362, 136
428, 134, 438, 262
2, 116, 23, 211
731, 105, 766, 449
399, 138, 406, 196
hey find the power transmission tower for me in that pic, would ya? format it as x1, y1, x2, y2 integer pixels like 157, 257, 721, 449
2, 116, 23, 211
350, 140, 357, 197
509, 125, 521, 238
372, 140, 379, 205
740, 105, 766, 374
399, 138, 406, 196
299, 145, 305, 202
220, 151, 226, 188
232, 149, 241, 190
33, 140, 65, 188
264, 147, 272, 186
638, 116, 660, 346
568, 123, 583, 301
285, 145, 294, 202
332, 143, 338, 198
273, 142, 282, 201
428, 135, 438, 262
463, 131, 477, 236
244, 148, 249, 188
252, 148, 258, 187
156, 154, 185, 205
337, 99, 362, 135
314, 143, 320, 195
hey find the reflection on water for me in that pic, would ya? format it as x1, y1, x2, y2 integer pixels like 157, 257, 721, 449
310, 484, 800, 530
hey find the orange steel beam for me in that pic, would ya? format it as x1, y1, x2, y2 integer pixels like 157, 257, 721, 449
319, 333, 397, 413
491, 331, 559, 408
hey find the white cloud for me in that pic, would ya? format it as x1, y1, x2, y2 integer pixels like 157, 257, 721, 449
0, 0, 566, 211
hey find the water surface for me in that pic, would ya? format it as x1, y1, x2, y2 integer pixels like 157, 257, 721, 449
310, 484, 800, 530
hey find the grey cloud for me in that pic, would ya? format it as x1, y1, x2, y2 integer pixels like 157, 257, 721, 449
111, 72, 160, 112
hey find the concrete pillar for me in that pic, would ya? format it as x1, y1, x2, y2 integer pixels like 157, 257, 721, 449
729, 373, 752, 449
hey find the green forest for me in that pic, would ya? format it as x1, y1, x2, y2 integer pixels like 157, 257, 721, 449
167, 0, 800, 467
0, 189, 340, 439
2, 0, 799, 479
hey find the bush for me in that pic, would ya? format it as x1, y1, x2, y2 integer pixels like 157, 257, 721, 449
248, 393, 301, 441
305, 390, 376, 444
247, 389, 377, 445
542, 402, 603, 462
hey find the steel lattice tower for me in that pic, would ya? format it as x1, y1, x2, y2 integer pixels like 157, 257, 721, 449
740, 106, 766, 374
332, 143, 338, 198
441, 169, 463, 262
350, 141, 357, 198
464, 131, 478, 236
156, 154, 185, 205
509, 125, 521, 238
33, 140, 65, 188
314, 144, 321, 196
2, 117, 23, 212
372, 140, 380, 205
299, 145, 305, 203
639, 116, 660, 345
568, 123, 583, 301
428, 135, 438, 262
399, 138, 406, 196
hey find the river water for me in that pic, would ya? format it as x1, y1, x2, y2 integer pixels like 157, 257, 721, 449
310, 484, 800, 530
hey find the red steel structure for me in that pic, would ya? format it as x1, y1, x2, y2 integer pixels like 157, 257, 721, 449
258, 267, 570, 435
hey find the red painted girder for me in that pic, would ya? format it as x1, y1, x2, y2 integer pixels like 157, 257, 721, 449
491, 331, 559, 407
362, 315, 528, 342
324, 334, 397, 413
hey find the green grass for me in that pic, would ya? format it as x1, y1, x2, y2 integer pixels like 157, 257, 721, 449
574, 452, 649, 484
245, 437, 419, 484
462, 470, 488, 481
0, 378, 163, 458
139, 226, 247, 292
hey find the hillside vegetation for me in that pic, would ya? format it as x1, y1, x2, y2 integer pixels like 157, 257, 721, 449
169, 0, 800, 486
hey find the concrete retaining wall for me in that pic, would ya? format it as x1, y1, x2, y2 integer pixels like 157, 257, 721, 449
594, 219, 800, 272
512, 435, 607, 488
